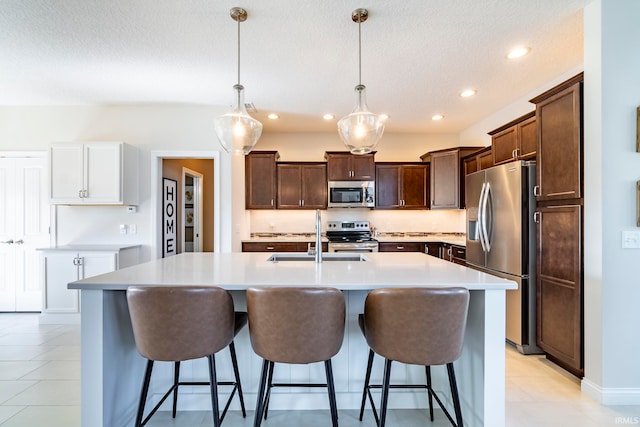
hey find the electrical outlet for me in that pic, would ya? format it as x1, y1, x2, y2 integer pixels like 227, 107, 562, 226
119, 224, 127, 235
622, 230, 640, 248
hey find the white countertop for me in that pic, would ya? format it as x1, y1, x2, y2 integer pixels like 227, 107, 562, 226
69, 252, 514, 291
37, 244, 141, 252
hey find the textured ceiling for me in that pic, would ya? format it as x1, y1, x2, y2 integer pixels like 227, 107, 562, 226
0, 0, 588, 133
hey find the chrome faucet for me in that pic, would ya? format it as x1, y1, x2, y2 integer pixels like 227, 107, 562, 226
315, 209, 323, 263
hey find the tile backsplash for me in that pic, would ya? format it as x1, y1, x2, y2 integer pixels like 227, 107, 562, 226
249, 209, 466, 235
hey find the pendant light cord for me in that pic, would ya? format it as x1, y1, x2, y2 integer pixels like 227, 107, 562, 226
358, 17, 362, 86
237, 17, 241, 86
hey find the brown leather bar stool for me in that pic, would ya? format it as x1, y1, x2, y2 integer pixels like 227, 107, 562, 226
127, 285, 247, 427
246, 286, 346, 427
358, 287, 470, 427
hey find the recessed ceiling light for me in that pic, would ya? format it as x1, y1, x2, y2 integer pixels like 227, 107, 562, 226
460, 89, 477, 98
267, 113, 279, 120
507, 46, 531, 59
323, 114, 335, 120
432, 114, 444, 121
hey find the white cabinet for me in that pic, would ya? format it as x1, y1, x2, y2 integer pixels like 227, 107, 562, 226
39, 246, 139, 324
49, 142, 138, 205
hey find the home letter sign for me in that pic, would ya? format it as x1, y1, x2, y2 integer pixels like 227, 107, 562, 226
163, 178, 177, 257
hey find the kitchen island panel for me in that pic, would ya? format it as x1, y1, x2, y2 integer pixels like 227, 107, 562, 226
73, 253, 512, 427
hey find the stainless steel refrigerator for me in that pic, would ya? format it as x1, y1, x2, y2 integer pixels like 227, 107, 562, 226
465, 160, 541, 354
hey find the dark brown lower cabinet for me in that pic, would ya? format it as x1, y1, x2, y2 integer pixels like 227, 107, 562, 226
242, 242, 327, 252
536, 204, 583, 377
378, 242, 424, 252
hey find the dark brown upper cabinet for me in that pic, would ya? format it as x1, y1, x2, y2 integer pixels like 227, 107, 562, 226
530, 75, 583, 202
421, 147, 479, 209
489, 112, 537, 166
245, 151, 279, 209
375, 163, 429, 209
276, 162, 327, 209
462, 146, 493, 176
325, 152, 375, 181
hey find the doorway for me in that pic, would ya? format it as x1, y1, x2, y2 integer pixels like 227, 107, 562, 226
0, 154, 50, 312
182, 167, 203, 252
152, 151, 221, 259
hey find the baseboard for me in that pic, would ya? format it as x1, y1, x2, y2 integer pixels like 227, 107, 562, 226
582, 378, 640, 405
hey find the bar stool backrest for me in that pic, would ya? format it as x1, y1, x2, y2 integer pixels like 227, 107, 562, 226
363, 287, 470, 366
127, 286, 235, 362
246, 287, 346, 364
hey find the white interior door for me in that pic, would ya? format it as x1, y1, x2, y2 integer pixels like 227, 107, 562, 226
0, 156, 49, 312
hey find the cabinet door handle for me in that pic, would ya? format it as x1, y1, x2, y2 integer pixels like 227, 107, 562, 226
533, 212, 541, 223
300, 200, 304, 207
533, 185, 540, 197
1, 239, 14, 244
78, 190, 83, 198
14, 239, 24, 245
396, 246, 404, 250
271, 199, 274, 206
266, 246, 275, 250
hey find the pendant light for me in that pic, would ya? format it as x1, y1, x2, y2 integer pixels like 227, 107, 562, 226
337, 8, 386, 155
214, 7, 263, 155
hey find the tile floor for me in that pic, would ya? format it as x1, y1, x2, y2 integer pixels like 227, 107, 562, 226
0, 313, 639, 426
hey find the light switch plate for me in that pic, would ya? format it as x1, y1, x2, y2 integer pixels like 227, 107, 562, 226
622, 230, 640, 248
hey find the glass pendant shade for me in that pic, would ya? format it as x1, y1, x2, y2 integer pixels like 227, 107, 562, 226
337, 84, 385, 155
214, 84, 263, 155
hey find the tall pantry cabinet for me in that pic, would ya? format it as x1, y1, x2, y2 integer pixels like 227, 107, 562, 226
530, 73, 584, 377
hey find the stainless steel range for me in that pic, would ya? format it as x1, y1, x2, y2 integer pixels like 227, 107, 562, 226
326, 221, 379, 253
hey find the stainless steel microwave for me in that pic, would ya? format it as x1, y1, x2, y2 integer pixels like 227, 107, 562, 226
327, 181, 375, 208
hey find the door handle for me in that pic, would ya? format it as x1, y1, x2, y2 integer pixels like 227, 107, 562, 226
1, 239, 14, 244
480, 182, 492, 252
477, 182, 487, 252
14, 239, 24, 244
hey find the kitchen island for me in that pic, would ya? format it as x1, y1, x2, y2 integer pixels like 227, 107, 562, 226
69, 252, 516, 427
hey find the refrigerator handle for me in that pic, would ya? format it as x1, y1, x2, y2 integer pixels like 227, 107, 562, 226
478, 182, 488, 252
481, 182, 492, 252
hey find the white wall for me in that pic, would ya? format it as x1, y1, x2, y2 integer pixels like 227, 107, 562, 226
582, 0, 640, 404
459, 64, 584, 145
0, 106, 467, 255
0, 105, 233, 260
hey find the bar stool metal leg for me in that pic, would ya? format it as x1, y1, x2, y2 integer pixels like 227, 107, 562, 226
359, 349, 375, 421
253, 359, 270, 427
325, 359, 339, 427
262, 361, 275, 420
172, 361, 180, 418
207, 355, 221, 427
379, 359, 393, 427
425, 365, 434, 421
228, 341, 246, 417
447, 363, 464, 427
135, 360, 154, 427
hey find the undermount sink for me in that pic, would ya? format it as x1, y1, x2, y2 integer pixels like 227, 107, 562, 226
267, 253, 367, 262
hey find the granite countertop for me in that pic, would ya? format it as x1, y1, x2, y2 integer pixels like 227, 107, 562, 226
244, 233, 329, 242
69, 252, 514, 292
374, 232, 466, 246
243, 232, 466, 246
